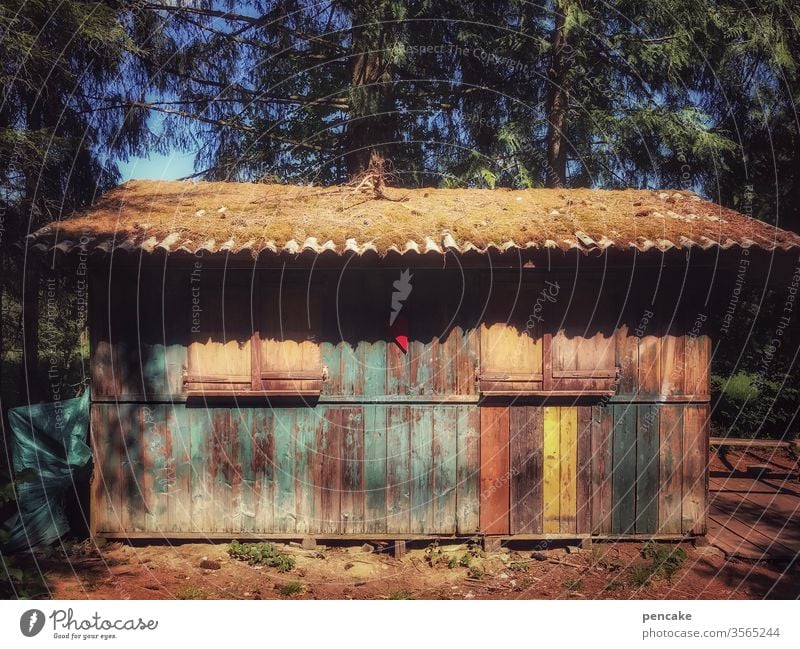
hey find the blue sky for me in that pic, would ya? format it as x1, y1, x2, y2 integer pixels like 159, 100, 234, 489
117, 150, 196, 181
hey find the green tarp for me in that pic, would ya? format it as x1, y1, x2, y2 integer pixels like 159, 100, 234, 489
1, 391, 91, 553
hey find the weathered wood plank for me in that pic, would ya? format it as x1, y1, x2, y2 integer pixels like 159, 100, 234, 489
576, 406, 593, 535
341, 408, 365, 534
317, 408, 341, 533
559, 406, 577, 534
121, 404, 144, 533
510, 406, 543, 534
386, 406, 411, 533
235, 409, 255, 533
682, 405, 708, 534
294, 408, 316, 534
637, 312, 661, 394
252, 409, 275, 532
432, 406, 458, 534
456, 406, 480, 534
189, 408, 212, 532
660, 333, 685, 396
410, 407, 434, 533
635, 404, 660, 534
147, 405, 171, 532
611, 404, 637, 535
590, 405, 613, 534
542, 406, 561, 534
479, 406, 510, 534
659, 405, 683, 534
364, 406, 388, 533
273, 410, 296, 532
166, 405, 191, 532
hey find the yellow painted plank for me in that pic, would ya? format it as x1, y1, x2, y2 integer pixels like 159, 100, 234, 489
559, 406, 578, 533
542, 406, 561, 533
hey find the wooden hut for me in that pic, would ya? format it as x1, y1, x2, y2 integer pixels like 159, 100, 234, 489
26, 180, 800, 543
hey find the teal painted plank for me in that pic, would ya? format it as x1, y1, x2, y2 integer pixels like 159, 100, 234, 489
410, 407, 434, 533
317, 408, 342, 533
294, 408, 316, 533
252, 409, 275, 532
340, 344, 361, 396
364, 406, 388, 533
386, 406, 411, 533
145, 404, 169, 532
237, 409, 256, 533
164, 405, 190, 532
611, 404, 637, 535
273, 409, 296, 532
636, 405, 660, 534
433, 406, 458, 534
456, 406, 480, 533
341, 408, 365, 533
189, 407, 212, 532
320, 341, 341, 396
213, 410, 236, 533
363, 340, 387, 397
120, 404, 144, 532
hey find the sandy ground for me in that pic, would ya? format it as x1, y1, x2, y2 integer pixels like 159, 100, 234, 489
5, 535, 797, 601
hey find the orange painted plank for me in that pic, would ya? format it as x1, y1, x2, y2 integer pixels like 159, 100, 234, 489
479, 406, 510, 534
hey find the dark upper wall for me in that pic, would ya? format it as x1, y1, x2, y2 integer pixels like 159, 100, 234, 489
88, 257, 712, 403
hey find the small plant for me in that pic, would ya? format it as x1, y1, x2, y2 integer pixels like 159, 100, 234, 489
564, 578, 584, 592
424, 540, 449, 568
228, 540, 295, 572
458, 553, 472, 568
508, 560, 529, 573
388, 590, 415, 600
467, 565, 484, 580
176, 585, 206, 600
466, 537, 485, 559
641, 543, 687, 582
278, 581, 304, 598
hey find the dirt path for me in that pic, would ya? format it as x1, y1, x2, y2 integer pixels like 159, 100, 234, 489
7, 536, 798, 600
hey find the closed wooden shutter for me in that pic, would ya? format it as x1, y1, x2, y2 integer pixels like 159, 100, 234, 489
478, 279, 543, 394
184, 271, 252, 393
255, 275, 323, 396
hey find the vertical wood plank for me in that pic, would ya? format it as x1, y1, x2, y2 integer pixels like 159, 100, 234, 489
252, 409, 275, 532
611, 404, 637, 535
542, 406, 561, 534
166, 406, 191, 532
121, 404, 144, 533
341, 408, 365, 534
616, 324, 639, 395
635, 404, 660, 534
559, 407, 577, 534
682, 405, 708, 534
658, 405, 683, 534
273, 409, 296, 532
510, 406, 543, 534
236, 409, 255, 533
189, 407, 212, 533
410, 407, 434, 533
317, 408, 341, 533
386, 406, 411, 533
432, 406, 458, 534
479, 406, 510, 534
294, 408, 316, 534
576, 406, 593, 535
364, 406, 387, 533
456, 406, 480, 534
590, 405, 613, 534
660, 333, 685, 396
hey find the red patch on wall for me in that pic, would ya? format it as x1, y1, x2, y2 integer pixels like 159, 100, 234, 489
390, 314, 409, 353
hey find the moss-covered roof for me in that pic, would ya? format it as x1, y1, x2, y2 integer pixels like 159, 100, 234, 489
25, 179, 800, 257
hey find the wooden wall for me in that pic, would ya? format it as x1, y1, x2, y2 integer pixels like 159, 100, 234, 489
89, 261, 711, 538
90, 404, 480, 536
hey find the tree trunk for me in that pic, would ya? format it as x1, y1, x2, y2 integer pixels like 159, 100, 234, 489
545, 5, 569, 188
343, 1, 398, 180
